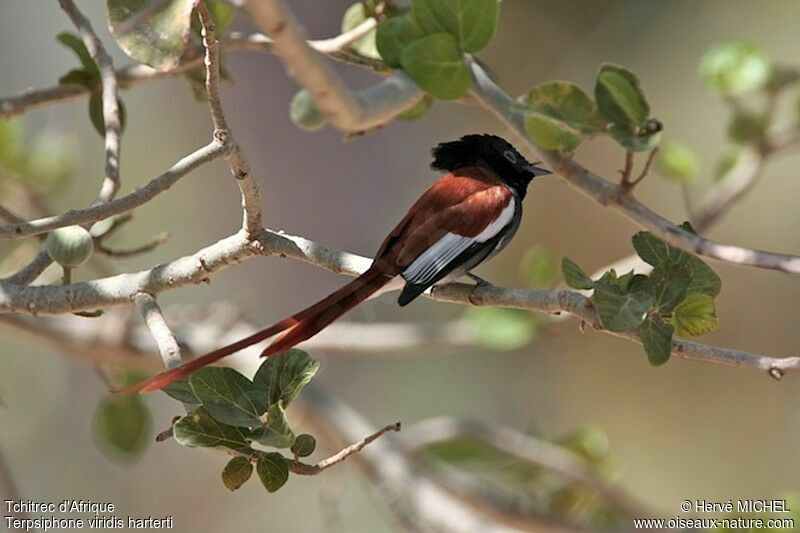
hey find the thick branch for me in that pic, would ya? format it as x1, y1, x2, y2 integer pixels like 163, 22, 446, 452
58, 0, 122, 204
0, 227, 794, 377
244, 0, 424, 132
466, 57, 800, 275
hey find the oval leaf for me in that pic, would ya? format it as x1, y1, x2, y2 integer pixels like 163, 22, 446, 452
89, 93, 127, 138
256, 453, 289, 493
190, 367, 269, 428
399, 32, 470, 100
56, 32, 99, 75
253, 349, 320, 407
412, 0, 498, 53
290, 89, 326, 131
291, 434, 317, 458
524, 112, 581, 152
595, 63, 650, 128
376, 15, 425, 68
465, 307, 535, 351
93, 394, 151, 460
108, 0, 196, 71
608, 121, 662, 152
699, 42, 772, 96
592, 281, 653, 333
671, 293, 718, 337
657, 143, 700, 183
638, 315, 674, 366
221, 456, 253, 491
523, 82, 605, 134
173, 407, 252, 453
561, 257, 595, 290
642, 261, 691, 313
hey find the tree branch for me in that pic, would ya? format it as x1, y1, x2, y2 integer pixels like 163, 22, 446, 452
244, 0, 424, 132
466, 57, 800, 275
0, 140, 225, 240
197, 1, 262, 239
133, 292, 183, 370
58, 0, 122, 205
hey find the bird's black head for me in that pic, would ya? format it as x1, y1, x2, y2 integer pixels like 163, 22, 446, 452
430, 134, 551, 198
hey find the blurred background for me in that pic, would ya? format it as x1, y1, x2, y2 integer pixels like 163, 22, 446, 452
1, 0, 799, 531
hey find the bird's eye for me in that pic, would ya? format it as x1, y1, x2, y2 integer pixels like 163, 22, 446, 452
503, 150, 517, 163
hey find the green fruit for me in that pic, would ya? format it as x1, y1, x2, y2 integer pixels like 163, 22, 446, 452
46, 225, 94, 268
289, 90, 326, 131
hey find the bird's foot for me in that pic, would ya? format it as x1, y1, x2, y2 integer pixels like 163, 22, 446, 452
466, 272, 493, 305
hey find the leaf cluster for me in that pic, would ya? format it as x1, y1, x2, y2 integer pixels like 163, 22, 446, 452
562, 223, 721, 366
518, 64, 662, 154
163, 349, 320, 494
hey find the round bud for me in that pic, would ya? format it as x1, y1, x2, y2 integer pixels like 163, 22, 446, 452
289, 90, 326, 131
46, 225, 94, 268
290, 433, 316, 457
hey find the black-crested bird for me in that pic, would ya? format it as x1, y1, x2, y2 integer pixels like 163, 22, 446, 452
120, 134, 550, 393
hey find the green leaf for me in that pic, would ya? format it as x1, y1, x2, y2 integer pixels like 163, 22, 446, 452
399, 33, 470, 100
524, 112, 582, 152
522, 82, 605, 134
376, 14, 425, 68
58, 69, 98, 88
631, 231, 721, 297
291, 434, 317, 458
162, 379, 200, 405
88, 93, 127, 138
56, 32, 99, 75
342, 3, 380, 59
671, 293, 718, 337
398, 94, 433, 121
522, 246, 555, 288
221, 456, 253, 491
657, 143, 700, 183
190, 0, 236, 39
108, 0, 196, 71
0, 118, 25, 168
256, 453, 289, 493
173, 407, 252, 452
699, 42, 772, 96
638, 315, 674, 366
561, 257, 594, 290
608, 120, 662, 152
250, 402, 296, 449
595, 63, 650, 128
412, 0, 498, 53
289, 89, 326, 131
642, 261, 691, 313
465, 307, 535, 350
93, 394, 151, 460
591, 280, 653, 333
253, 349, 320, 407
189, 367, 269, 428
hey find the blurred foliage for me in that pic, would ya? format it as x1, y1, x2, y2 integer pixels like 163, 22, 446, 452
657, 143, 700, 183
419, 424, 623, 529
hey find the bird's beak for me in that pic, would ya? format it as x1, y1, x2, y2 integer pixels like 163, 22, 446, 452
525, 164, 552, 177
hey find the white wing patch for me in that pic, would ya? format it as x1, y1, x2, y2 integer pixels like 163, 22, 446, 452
402, 200, 515, 285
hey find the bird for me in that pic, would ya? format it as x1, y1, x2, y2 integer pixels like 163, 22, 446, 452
119, 134, 550, 393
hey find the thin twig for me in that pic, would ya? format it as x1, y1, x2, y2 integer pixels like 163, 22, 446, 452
288, 422, 401, 475
619, 151, 634, 187
627, 147, 658, 188
58, 0, 122, 205
96, 232, 169, 258
0, 140, 225, 240
465, 56, 800, 275
197, 1, 262, 239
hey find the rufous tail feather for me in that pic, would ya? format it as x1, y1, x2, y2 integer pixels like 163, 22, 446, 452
116, 268, 392, 394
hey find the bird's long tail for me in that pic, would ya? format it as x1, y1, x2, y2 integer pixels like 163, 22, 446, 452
116, 268, 392, 394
